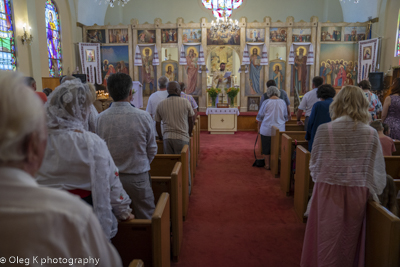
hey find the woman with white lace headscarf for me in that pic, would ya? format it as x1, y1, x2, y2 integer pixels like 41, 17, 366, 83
36, 79, 134, 240
301, 86, 386, 267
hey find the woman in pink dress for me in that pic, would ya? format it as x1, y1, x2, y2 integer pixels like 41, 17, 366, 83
185, 49, 199, 94
301, 85, 386, 267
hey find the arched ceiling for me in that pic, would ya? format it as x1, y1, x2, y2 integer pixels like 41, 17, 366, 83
75, 0, 381, 26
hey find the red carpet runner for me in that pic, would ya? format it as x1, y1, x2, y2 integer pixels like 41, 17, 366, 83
172, 132, 306, 267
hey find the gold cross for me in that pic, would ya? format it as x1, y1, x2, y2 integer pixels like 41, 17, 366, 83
276, 53, 279, 59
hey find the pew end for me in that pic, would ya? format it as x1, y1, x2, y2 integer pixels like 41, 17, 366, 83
293, 145, 311, 223
366, 200, 400, 267
112, 193, 171, 267
151, 162, 183, 262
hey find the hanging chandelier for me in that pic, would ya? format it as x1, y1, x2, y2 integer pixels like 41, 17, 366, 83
95, 0, 130, 7
210, 13, 240, 34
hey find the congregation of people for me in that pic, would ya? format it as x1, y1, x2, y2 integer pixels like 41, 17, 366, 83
256, 75, 400, 266
2, 64, 400, 266
0, 70, 197, 266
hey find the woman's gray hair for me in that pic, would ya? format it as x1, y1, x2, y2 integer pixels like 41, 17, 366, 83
158, 76, 169, 88
266, 86, 281, 98
0, 71, 46, 163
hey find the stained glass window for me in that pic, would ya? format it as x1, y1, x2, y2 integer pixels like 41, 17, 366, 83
45, 0, 62, 77
396, 10, 400, 57
0, 0, 16, 71
202, 0, 243, 18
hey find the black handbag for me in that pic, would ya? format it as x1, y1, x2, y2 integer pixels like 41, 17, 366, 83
252, 134, 265, 167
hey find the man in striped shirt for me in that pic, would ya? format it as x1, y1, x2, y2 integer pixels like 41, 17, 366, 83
155, 81, 195, 154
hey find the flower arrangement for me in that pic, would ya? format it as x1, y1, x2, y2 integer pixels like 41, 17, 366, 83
206, 87, 221, 107
225, 87, 240, 107
206, 87, 221, 98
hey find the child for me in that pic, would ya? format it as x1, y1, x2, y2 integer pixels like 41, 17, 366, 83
370, 121, 396, 156
383, 122, 390, 136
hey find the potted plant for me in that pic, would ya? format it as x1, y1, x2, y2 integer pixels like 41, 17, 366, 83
206, 87, 221, 107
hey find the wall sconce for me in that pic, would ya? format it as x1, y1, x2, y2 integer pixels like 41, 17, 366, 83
21, 23, 33, 45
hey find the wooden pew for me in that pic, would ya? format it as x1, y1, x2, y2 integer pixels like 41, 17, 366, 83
270, 126, 306, 177
190, 133, 195, 189
129, 260, 144, 267
197, 115, 201, 155
366, 200, 400, 267
293, 145, 312, 223
280, 133, 308, 195
112, 193, 170, 267
151, 145, 190, 220
151, 162, 183, 261
393, 141, 400, 156
156, 140, 164, 154
384, 156, 400, 179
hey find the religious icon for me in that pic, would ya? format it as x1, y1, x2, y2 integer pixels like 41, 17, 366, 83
86, 49, 95, 62
141, 47, 155, 96
321, 27, 342, 42
101, 46, 130, 86
182, 29, 201, 43
185, 46, 199, 94
246, 29, 265, 42
87, 30, 105, 43
247, 97, 260, 111
207, 29, 240, 45
249, 46, 262, 94
293, 46, 308, 95
46, 10, 58, 60
109, 29, 128, 43
161, 29, 178, 43
356, 27, 367, 41
165, 64, 176, 81
363, 46, 372, 60
344, 27, 358, 42
138, 30, 156, 44
292, 28, 311, 42
272, 63, 285, 89
269, 28, 287, 42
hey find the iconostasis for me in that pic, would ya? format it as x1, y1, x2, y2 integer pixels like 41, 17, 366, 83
83, 17, 369, 112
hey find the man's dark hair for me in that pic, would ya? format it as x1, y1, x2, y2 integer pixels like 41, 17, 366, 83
312, 76, 324, 88
42, 88, 53, 97
107, 73, 132, 102
358, 80, 371, 90
266, 80, 276, 88
317, 84, 336, 99
25, 77, 35, 87
220, 63, 226, 66
179, 82, 185, 91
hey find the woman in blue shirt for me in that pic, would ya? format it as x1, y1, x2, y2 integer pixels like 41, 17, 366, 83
305, 84, 336, 151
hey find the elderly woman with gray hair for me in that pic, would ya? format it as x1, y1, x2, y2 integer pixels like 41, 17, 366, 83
256, 86, 289, 169
0, 71, 123, 265
36, 78, 134, 240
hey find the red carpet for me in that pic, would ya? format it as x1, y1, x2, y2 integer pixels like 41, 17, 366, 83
172, 132, 306, 267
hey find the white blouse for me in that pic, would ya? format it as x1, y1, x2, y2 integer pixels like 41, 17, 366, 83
256, 98, 288, 136
36, 129, 132, 239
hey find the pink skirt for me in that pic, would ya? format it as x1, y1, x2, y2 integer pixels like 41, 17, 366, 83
301, 182, 368, 267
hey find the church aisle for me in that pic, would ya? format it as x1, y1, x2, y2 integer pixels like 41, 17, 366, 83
172, 131, 306, 267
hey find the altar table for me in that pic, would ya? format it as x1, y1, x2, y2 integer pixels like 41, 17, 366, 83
206, 108, 240, 134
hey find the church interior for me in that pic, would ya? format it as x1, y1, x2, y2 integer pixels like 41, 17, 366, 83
1, 0, 400, 266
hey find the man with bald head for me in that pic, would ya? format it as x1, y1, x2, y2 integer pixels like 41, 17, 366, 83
155, 81, 195, 154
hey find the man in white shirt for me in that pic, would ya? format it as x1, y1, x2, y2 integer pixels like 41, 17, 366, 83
296, 76, 324, 130
0, 71, 122, 267
146, 76, 169, 137
97, 73, 157, 219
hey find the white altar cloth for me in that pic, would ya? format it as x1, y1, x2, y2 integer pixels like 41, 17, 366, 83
206, 108, 240, 116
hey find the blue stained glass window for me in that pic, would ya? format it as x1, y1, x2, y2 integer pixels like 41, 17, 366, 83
0, 0, 16, 71
45, 0, 62, 77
